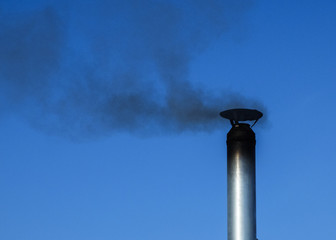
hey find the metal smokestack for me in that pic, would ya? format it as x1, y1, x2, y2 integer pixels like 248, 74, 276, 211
220, 109, 263, 240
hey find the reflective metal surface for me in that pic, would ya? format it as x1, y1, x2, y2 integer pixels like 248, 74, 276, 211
227, 124, 256, 240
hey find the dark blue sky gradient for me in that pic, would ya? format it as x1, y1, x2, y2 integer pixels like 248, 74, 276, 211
1, 1, 336, 240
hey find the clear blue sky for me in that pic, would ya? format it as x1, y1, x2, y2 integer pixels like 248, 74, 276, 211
1, 0, 336, 240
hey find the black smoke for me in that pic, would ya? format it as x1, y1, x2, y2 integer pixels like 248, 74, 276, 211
0, 0, 265, 138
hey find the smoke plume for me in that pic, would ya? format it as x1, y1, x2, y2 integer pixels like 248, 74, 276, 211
0, 0, 264, 137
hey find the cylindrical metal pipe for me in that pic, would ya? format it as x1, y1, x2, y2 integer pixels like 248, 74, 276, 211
227, 123, 256, 240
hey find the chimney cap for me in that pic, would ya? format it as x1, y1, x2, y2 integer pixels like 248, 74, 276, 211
220, 108, 263, 126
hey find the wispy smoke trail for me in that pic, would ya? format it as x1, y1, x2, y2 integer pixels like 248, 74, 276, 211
0, 0, 265, 137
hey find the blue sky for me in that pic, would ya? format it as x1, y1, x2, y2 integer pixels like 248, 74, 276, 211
1, 0, 336, 240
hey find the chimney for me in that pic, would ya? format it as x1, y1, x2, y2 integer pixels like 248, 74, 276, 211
220, 109, 263, 240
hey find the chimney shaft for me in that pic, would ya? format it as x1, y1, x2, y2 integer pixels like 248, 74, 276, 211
227, 123, 256, 240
